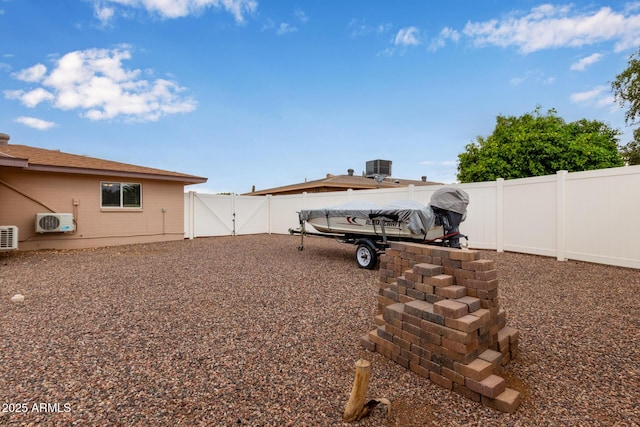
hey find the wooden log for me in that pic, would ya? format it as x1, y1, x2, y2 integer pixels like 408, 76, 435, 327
343, 359, 371, 422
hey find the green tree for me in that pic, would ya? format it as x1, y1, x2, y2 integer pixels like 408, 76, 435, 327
612, 48, 640, 126
457, 107, 624, 183
619, 128, 640, 165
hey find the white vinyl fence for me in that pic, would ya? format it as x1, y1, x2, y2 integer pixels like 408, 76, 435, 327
185, 165, 640, 269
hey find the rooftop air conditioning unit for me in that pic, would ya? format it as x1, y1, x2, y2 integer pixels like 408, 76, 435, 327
0, 225, 18, 250
36, 213, 75, 233
366, 159, 392, 178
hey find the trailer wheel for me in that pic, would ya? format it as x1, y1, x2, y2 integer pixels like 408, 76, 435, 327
356, 243, 377, 269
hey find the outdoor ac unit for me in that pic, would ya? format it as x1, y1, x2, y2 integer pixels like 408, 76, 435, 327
0, 225, 18, 250
36, 213, 76, 233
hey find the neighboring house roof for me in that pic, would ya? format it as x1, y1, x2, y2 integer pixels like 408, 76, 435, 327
244, 173, 441, 196
0, 134, 207, 185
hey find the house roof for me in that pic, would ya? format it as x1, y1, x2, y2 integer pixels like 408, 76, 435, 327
244, 173, 441, 195
0, 134, 207, 185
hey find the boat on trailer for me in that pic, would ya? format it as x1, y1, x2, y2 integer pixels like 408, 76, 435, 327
289, 187, 470, 269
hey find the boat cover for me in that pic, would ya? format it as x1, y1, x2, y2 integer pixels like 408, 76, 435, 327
300, 199, 435, 235
430, 187, 469, 215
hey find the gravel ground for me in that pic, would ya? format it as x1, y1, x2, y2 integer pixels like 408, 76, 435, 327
1, 234, 639, 426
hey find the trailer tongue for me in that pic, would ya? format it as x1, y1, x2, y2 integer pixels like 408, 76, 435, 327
289, 187, 469, 269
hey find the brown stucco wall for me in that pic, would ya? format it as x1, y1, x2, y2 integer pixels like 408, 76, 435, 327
0, 168, 186, 250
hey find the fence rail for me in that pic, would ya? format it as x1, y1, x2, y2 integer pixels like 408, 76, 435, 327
185, 165, 640, 269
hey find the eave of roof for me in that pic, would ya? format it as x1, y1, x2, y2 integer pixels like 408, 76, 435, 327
245, 174, 441, 195
0, 143, 207, 185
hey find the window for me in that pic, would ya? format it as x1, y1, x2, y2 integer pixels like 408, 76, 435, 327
101, 182, 142, 208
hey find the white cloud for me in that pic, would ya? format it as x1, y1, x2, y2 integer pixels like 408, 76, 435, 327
570, 53, 604, 71
4, 47, 197, 122
276, 22, 297, 35
93, 0, 257, 24
428, 27, 460, 52
15, 116, 57, 130
570, 85, 616, 110
394, 26, 420, 46
462, 4, 640, 53
348, 19, 392, 38
295, 9, 308, 23
12, 64, 47, 82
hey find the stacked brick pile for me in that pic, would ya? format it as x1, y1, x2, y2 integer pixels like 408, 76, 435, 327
360, 242, 521, 413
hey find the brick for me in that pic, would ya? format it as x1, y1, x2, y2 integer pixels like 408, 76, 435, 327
433, 300, 468, 319
466, 374, 506, 399
406, 288, 426, 300
389, 242, 407, 251
430, 248, 455, 259
421, 319, 443, 336
382, 288, 398, 301
402, 312, 422, 328
481, 388, 521, 413
431, 353, 455, 370
442, 366, 465, 385
374, 314, 385, 326
475, 269, 498, 281
401, 348, 420, 365
477, 288, 499, 300
449, 249, 479, 261
436, 285, 467, 299
377, 326, 393, 342
397, 276, 414, 289
368, 329, 384, 346
360, 334, 376, 351
398, 294, 414, 303
405, 270, 422, 283
444, 314, 480, 332
425, 293, 445, 304
430, 371, 453, 390
454, 358, 493, 381
413, 263, 444, 277
442, 326, 478, 344
452, 268, 476, 281
455, 296, 481, 312
423, 309, 445, 325
468, 308, 491, 327
405, 300, 433, 318
402, 322, 422, 339
478, 349, 502, 370
411, 343, 432, 360
392, 334, 411, 351
414, 282, 434, 294
421, 329, 442, 346
386, 324, 403, 338
404, 242, 427, 254
409, 360, 430, 378
497, 328, 511, 352
467, 279, 499, 291
441, 347, 478, 365
461, 259, 495, 271
392, 352, 410, 369
442, 257, 462, 269
442, 337, 478, 355
420, 357, 441, 374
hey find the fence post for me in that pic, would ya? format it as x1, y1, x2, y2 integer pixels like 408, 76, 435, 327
556, 170, 567, 261
496, 178, 504, 253
187, 191, 195, 239
267, 194, 272, 235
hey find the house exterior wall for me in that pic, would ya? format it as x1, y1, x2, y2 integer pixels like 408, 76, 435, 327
0, 168, 185, 251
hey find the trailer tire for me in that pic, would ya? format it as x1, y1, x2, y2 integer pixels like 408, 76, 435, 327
356, 243, 377, 269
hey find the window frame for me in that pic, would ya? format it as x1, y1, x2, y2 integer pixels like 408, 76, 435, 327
100, 181, 143, 209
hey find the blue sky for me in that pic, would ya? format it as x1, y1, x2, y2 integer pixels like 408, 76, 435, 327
1, 1, 639, 193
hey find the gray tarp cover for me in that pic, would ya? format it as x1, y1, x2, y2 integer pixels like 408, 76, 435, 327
430, 187, 470, 215
299, 187, 470, 235
300, 199, 435, 235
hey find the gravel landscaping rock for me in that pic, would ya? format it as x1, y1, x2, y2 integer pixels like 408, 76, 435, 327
1, 234, 638, 426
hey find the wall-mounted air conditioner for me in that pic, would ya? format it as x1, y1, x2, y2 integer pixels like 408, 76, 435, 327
36, 213, 76, 233
0, 225, 18, 250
